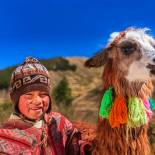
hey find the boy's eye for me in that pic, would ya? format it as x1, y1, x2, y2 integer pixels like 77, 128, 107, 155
25, 93, 33, 98
40, 94, 48, 98
25, 93, 32, 96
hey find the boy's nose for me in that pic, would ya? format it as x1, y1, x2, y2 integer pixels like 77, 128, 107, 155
32, 96, 42, 105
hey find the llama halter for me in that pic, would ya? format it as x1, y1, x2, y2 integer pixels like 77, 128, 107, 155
108, 31, 126, 48
99, 86, 155, 128
108, 28, 133, 48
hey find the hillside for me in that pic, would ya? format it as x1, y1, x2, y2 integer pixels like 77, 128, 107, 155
0, 57, 155, 154
0, 57, 103, 123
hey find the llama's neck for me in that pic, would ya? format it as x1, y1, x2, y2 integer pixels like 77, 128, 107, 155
93, 61, 153, 154
102, 61, 153, 98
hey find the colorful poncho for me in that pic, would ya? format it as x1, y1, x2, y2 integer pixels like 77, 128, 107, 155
0, 112, 87, 155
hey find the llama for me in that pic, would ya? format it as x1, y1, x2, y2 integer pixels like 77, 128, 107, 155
80, 27, 155, 155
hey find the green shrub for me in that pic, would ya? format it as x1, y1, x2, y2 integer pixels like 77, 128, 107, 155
52, 77, 73, 106
41, 57, 77, 71
0, 66, 16, 89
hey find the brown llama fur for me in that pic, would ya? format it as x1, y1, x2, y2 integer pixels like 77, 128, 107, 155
93, 119, 150, 155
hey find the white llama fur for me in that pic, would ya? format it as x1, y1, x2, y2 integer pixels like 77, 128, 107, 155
108, 28, 155, 58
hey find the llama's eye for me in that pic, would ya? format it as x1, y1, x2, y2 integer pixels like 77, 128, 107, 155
119, 41, 137, 55
122, 45, 134, 55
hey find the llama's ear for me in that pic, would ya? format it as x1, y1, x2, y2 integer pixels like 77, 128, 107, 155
85, 49, 109, 67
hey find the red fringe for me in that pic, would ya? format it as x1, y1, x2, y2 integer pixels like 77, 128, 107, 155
109, 96, 128, 128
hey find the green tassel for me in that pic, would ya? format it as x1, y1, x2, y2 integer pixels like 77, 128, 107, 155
148, 97, 155, 110
99, 87, 113, 118
128, 97, 147, 128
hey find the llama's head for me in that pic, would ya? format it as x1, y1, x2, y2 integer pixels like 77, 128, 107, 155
85, 28, 155, 82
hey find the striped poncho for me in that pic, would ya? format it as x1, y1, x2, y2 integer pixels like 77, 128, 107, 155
0, 112, 87, 155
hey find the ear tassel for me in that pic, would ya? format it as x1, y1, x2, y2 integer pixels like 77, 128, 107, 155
143, 99, 153, 121
99, 87, 113, 118
128, 97, 147, 128
148, 97, 155, 110
99, 86, 153, 128
109, 96, 128, 128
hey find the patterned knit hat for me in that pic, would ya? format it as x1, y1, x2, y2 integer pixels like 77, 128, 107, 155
9, 57, 51, 104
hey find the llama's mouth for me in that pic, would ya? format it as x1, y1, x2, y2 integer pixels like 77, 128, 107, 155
147, 64, 155, 75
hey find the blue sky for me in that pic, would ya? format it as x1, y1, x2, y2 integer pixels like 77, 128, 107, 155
0, 0, 155, 69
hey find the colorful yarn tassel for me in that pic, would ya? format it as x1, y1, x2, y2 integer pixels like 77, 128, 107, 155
148, 97, 155, 110
128, 97, 147, 128
99, 87, 113, 118
143, 99, 153, 121
109, 96, 128, 128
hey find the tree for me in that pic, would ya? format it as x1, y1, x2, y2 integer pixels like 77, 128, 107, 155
52, 77, 73, 106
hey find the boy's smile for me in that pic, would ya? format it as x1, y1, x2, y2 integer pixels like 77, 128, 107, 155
18, 90, 50, 120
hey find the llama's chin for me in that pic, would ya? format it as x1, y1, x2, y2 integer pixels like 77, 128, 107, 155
146, 64, 155, 77
149, 70, 155, 80
150, 69, 155, 75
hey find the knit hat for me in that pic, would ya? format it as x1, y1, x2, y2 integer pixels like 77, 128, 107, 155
9, 57, 51, 104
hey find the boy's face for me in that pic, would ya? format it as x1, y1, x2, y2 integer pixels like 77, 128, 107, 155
18, 90, 50, 120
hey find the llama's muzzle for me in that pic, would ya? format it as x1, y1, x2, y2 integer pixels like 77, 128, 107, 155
147, 64, 155, 74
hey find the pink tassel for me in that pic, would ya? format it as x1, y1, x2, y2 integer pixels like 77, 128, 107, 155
143, 99, 153, 122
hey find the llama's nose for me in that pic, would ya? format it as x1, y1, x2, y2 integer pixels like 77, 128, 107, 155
153, 58, 155, 63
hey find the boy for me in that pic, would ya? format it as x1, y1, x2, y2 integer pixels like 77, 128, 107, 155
0, 57, 89, 155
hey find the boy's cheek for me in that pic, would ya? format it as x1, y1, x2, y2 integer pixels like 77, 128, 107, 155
19, 103, 29, 114
43, 97, 50, 111
43, 102, 49, 112
18, 98, 29, 114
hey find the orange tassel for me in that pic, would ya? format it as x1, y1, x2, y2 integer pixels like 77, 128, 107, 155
109, 96, 128, 128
